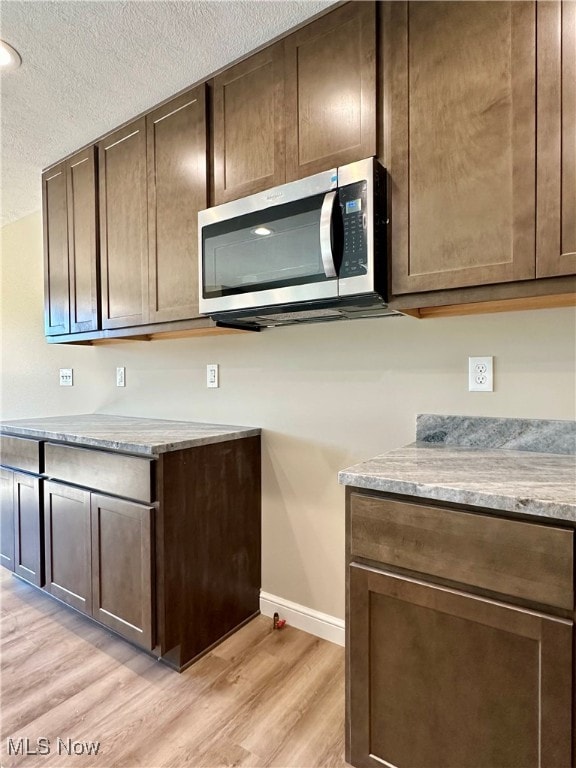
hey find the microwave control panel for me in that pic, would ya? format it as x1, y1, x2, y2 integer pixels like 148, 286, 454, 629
338, 181, 368, 278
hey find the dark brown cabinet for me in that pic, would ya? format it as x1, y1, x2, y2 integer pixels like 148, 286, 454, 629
13, 472, 43, 587
0, 468, 15, 571
44, 481, 92, 614
147, 85, 207, 323
537, 0, 576, 278
0, 438, 44, 587
386, 1, 537, 296
2, 429, 261, 669
1, 470, 43, 586
91, 493, 153, 649
350, 564, 573, 768
98, 118, 149, 329
346, 490, 575, 768
42, 147, 99, 335
284, 1, 376, 182
211, 2, 376, 203
212, 46, 285, 204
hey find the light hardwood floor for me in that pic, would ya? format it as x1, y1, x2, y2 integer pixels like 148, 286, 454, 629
0, 570, 347, 768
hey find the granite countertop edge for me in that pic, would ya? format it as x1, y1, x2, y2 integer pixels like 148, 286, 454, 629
338, 442, 576, 523
0, 416, 262, 456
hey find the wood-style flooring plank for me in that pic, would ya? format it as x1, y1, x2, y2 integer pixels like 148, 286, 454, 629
0, 570, 347, 768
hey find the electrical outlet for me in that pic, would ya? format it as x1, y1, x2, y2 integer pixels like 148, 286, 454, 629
468, 356, 493, 392
59, 368, 73, 386
116, 367, 126, 387
206, 364, 219, 388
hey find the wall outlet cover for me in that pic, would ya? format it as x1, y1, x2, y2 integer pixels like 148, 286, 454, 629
468, 356, 493, 392
59, 368, 73, 386
207, 363, 219, 388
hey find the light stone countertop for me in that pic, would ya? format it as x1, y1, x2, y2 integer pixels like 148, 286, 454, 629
339, 415, 576, 523
0, 414, 261, 456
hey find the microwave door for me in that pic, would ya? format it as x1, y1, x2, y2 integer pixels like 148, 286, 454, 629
201, 192, 338, 314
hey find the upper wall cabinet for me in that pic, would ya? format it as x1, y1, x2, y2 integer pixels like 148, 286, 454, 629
212, 45, 285, 205
211, 2, 376, 204
284, 1, 376, 181
537, 1, 576, 278
387, 2, 537, 295
98, 118, 149, 329
42, 148, 99, 336
147, 86, 207, 322
98, 84, 208, 329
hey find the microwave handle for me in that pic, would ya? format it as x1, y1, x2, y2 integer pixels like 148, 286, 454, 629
320, 190, 338, 278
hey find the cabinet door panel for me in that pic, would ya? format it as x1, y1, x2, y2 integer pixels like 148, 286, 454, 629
0, 468, 14, 571
349, 564, 573, 768
213, 44, 285, 203
91, 494, 153, 649
42, 162, 70, 335
285, 1, 376, 181
388, 2, 536, 294
147, 86, 207, 322
67, 147, 99, 332
99, 119, 149, 329
13, 473, 42, 587
44, 481, 91, 614
537, 1, 576, 277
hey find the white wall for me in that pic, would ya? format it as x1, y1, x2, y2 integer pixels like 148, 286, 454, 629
2, 211, 575, 619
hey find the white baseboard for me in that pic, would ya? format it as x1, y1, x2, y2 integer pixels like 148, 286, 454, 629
259, 591, 345, 647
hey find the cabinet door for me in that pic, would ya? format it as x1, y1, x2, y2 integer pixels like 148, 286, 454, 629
67, 147, 100, 332
537, 1, 576, 277
147, 86, 207, 323
348, 564, 573, 768
13, 473, 42, 587
44, 481, 91, 614
284, 2, 376, 181
42, 161, 70, 335
91, 494, 153, 649
99, 118, 149, 329
0, 468, 14, 571
212, 44, 285, 203
387, 2, 536, 295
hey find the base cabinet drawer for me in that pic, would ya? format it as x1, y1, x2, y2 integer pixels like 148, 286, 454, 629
44, 443, 154, 502
0, 436, 42, 474
348, 563, 574, 768
350, 492, 574, 610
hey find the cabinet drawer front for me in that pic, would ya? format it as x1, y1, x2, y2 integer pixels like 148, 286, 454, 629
44, 443, 153, 503
0, 435, 42, 473
350, 493, 574, 610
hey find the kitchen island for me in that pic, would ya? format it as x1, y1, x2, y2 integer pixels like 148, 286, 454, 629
0, 413, 261, 671
340, 415, 576, 768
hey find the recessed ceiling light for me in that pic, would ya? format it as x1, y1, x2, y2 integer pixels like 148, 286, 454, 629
0, 40, 22, 71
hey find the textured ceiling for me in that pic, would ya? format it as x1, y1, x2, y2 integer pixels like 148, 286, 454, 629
0, 0, 336, 226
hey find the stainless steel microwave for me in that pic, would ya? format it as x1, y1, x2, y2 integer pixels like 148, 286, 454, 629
198, 158, 397, 329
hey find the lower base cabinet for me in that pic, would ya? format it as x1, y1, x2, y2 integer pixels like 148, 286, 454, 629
349, 564, 573, 768
0, 468, 43, 587
44, 482, 154, 648
346, 490, 575, 768
90, 493, 153, 649
1, 432, 261, 671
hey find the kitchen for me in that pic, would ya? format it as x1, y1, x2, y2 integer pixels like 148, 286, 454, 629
1, 1, 575, 766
